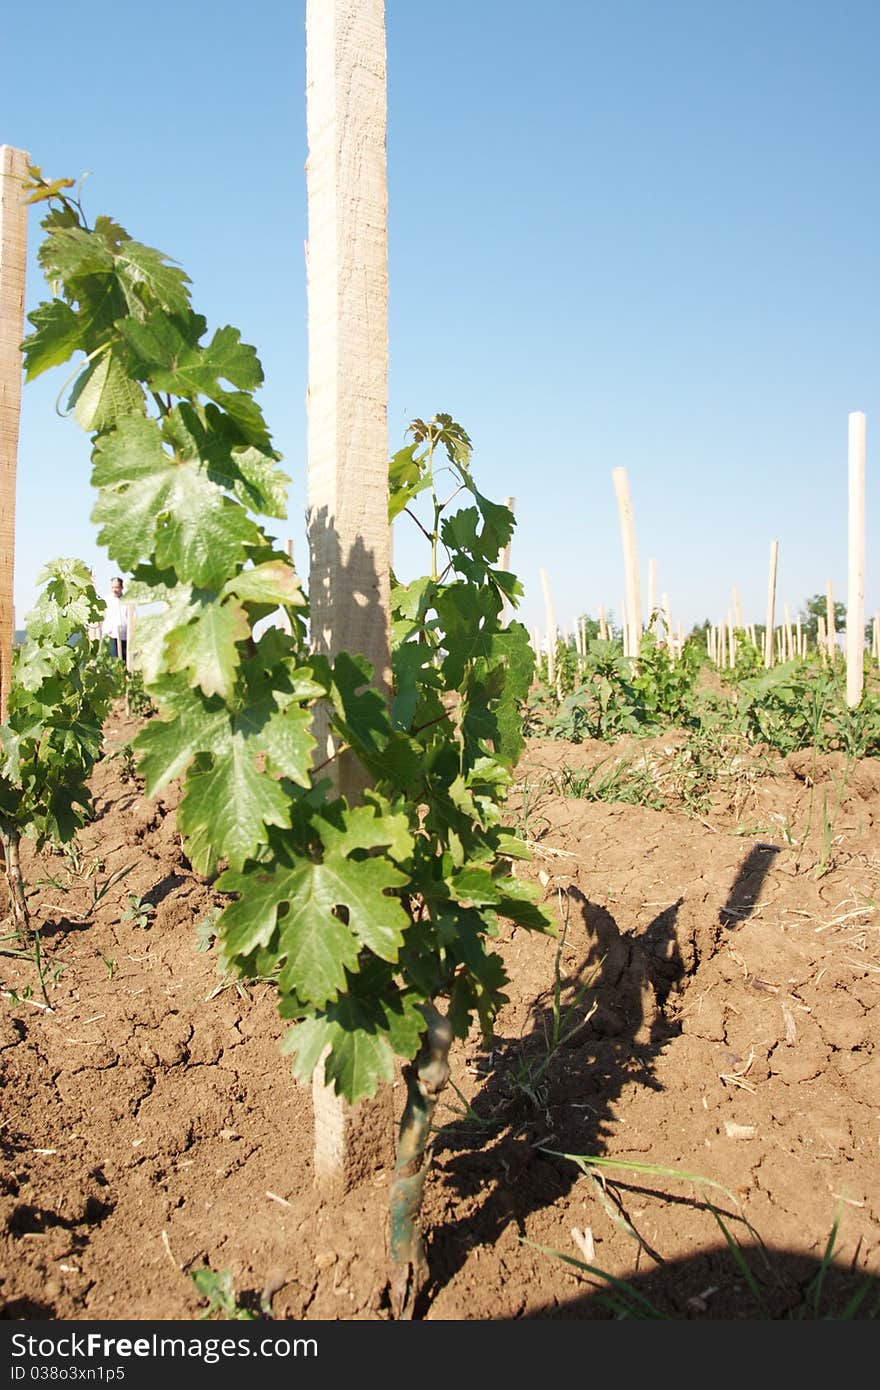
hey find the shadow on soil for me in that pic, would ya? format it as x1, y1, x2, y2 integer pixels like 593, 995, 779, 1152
522, 1245, 878, 1319
421, 842, 807, 1320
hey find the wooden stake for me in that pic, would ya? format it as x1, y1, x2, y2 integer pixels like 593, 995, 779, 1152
539, 567, 556, 684
732, 586, 743, 630
826, 579, 836, 660
846, 412, 866, 707
764, 541, 779, 668
499, 497, 514, 628
500, 497, 514, 573
818, 614, 828, 666
661, 592, 672, 651
872, 613, 879, 663
783, 602, 792, 662
611, 468, 642, 662
598, 605, 608, 642
797, 616, 804, 659
0, 146, 28, 724
647, 557, 656, 633
305, 0, 393, 1193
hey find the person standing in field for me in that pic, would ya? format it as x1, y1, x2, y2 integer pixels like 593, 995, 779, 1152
103, 576, 130, 663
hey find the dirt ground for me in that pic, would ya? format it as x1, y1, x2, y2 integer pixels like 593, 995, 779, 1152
1, 707, 878, 1321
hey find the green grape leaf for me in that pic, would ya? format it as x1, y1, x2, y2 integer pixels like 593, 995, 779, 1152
120, 309, 262, 396
21, 300, 81, 380
38, 225, 115, 284
221, 561, 304, 609
115, 240, 192, 316
164, 599, 250, 700
68, 350, 145, 432
219, 840, 408, 1004
134, 698, 229, 796
91, 415, 261, 585
282, 990, 426, 1103
178, 733, 292, 874
256, 704, 315, 787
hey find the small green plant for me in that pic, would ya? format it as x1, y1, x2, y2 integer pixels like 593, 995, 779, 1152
190, 1266, 259, 1321
558, 756, 663, 809
114, 742, 139, 783
502, 895, 601, 1111
194, 904, 223, 953
124, 669, 156, 719
121, 893, 155, 929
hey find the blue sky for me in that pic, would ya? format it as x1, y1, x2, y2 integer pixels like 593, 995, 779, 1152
4, 0, 879, 641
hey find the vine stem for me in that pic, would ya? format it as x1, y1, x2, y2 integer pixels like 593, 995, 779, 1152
0, 826, 29, 938
388, 1003, 453, 1319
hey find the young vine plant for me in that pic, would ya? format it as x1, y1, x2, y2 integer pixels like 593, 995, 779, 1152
0, 558, 119, 935
20, 167, 554, 1313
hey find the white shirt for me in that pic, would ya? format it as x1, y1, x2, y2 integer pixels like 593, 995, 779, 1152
104, 593, 129, 640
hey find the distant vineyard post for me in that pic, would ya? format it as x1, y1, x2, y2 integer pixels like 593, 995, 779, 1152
611, 466, 641, 661
846, 411, 866, 708
764, 540, 779, 669
0, 146, 29, 723
305, 0, 393, 1191
539, 566, 556, 684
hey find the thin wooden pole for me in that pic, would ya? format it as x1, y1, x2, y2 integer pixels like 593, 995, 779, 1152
846, 412, 866, 707
598, 605, 608, 642
0, 146, 29, 724
647, 557, 656, 632
764, 541, 779, 669
662, 592, 672, 649
732, 586, 743, 631
305, 0, 392, 1193
539, 567, 556, 685
826, 579, 836, 660
611, 468, 642, 662
783, 602, 792, 663
818, 614, 828, 666
499, 497, 514, 628
872, 614, 879, 663
499, 497, 514, 573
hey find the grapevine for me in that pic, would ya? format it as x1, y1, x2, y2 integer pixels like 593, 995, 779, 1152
20, 166, 553, 1314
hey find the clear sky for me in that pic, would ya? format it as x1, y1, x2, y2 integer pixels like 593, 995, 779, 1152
4, 0, 880, 642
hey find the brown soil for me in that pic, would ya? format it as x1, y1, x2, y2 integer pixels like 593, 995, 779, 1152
2, 710, 879, 1321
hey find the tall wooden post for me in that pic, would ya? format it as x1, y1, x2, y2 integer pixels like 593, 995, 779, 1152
826, 579, 837, 660
647, 557, 656, 633
732, 586, 743, 631
846, 412, 866, 707
612, 467, 642, 662
305, 0, 393, 1192
499, 497, 514, 627
764, 541, 779, 669
539, 567, 556, 684
0, 147, 28, 724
